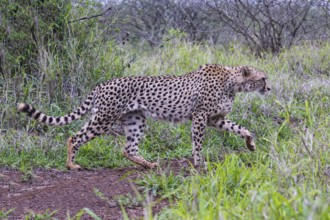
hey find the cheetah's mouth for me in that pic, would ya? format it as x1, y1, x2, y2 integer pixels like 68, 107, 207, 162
259, 78, 269, 95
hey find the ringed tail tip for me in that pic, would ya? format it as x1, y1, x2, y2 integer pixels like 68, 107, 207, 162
17, 103, 28, 112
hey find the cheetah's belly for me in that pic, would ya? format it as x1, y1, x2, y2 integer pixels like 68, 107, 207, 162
139, 103, 193, 122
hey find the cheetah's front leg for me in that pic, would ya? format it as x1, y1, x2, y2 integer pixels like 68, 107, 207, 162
208, 119, 255, 151
191, 112, 207, 166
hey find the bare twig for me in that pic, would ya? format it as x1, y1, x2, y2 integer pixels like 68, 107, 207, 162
68, 7, 112, 23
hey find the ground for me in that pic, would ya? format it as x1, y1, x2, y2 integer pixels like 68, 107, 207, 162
0, 160, 191, 219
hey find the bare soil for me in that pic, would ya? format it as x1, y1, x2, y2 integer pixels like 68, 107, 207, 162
0, 159, 192, 219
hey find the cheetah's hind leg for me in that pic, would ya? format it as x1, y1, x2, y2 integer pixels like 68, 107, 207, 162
66, 137, 82, 170
66, 115, 106, 170
120, 111, 158, 169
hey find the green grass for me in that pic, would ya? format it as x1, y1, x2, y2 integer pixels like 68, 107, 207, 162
0, 209, 15, 220
1, 40, 330, 219
159, 154, 329, 219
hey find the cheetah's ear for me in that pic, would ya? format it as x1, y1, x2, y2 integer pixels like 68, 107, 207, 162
242, 67, 251, 78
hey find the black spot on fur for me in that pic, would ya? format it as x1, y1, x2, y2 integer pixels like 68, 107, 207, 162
42, 116, 47, 123
33, 112, 41, 120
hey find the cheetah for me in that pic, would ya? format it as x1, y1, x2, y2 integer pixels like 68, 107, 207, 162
18, 64, 270, 170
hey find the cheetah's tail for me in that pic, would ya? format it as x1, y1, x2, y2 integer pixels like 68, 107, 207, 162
17, 91, 95, 126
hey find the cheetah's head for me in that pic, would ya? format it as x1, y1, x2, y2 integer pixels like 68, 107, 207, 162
237, 66, 271, 95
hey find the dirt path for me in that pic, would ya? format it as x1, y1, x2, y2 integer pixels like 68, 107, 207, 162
0, 160, 191, 219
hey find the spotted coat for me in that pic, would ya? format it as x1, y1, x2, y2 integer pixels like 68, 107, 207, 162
18, 64, 271, 170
